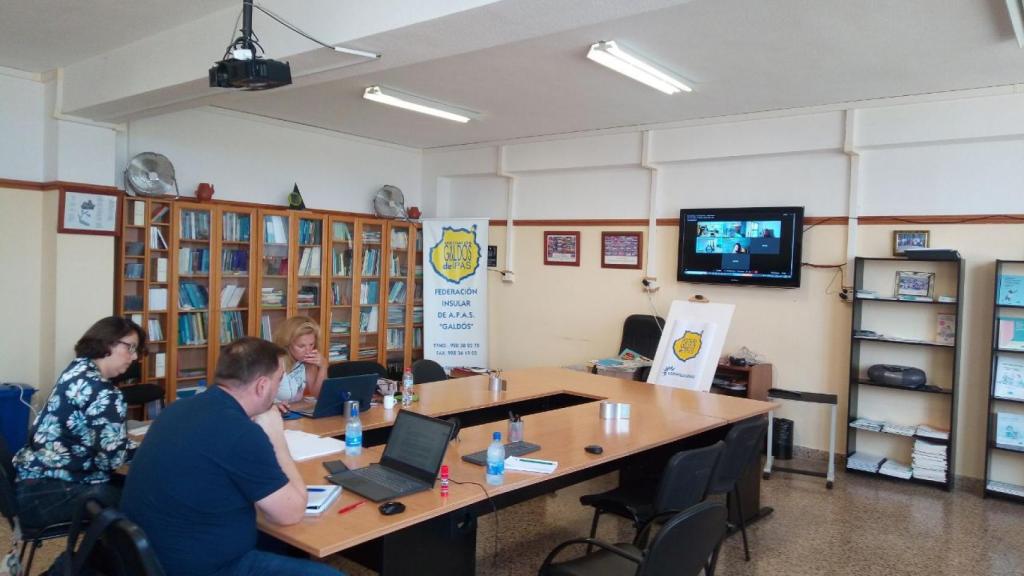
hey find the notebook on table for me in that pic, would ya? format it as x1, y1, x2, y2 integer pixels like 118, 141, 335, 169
291, 373, 377, 418
328, 410, 454, 502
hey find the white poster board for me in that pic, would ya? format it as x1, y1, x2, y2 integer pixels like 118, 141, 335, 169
423, 219, 488, 369
647, 301, 735, 391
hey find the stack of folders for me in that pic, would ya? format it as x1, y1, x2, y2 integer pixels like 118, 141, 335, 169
912, 440, 947, 483
881, 422, 917, 437
305, 485, 342, 516
849, 418, 884, 432
879, 459, 912, 480
987, 481, 1024, 498
915, 425, 950, 441
848, 452, 885, 473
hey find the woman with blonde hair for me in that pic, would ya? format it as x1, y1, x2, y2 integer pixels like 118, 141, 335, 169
272, 315, 326, 403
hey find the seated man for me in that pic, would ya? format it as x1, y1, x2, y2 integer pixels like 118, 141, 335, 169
121, 337, 343, 576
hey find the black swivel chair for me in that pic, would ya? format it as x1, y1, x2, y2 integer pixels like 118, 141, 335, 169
707, 416, 769, 562
0, 437, 72, 576
580, 441, 723, 545
326, 360, 388, 380
68, 499, 165, 576
538, 501, 727, 576
411, 359, 448, 384
619, 315, 663, 381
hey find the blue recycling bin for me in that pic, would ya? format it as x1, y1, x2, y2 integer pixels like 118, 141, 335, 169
0, 383, 36, 454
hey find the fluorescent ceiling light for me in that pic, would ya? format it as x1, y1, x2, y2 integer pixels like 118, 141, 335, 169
1008, 0, 1024, 48
363, 86, 474, 123
586, 40, 691, 95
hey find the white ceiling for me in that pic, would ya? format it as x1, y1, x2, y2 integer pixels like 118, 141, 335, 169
4, 0, 1024, 149
0, 0, 238, 73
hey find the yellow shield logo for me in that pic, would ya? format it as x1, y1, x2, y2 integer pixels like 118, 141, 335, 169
429, 226, 481, 284
672, 331, 703, 362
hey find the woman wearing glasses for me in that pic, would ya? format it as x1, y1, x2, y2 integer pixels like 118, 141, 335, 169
13, 316, 147, 529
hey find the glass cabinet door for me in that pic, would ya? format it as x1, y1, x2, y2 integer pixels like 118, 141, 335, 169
296, 216, 326, 329
328, 219, 355, 364
384, 222, 412, 377
219, 209, 254, 346
258, 211, 290, 340
174, 205, 213, 398
355, 221, 384, 362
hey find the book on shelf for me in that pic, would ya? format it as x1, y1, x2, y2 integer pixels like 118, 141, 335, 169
124, 295, 143, 312
260, 287, 285, 306
132, 201, 145, 226
994, 356, 1024, 400
222, 248, 249, 273
298, 246, 322, 275
148, 288, 167, 311
330, 317, 351, 334
178, 247, 211, 275
263, 215, 288, 245
147, 318, 164, 341
298, 219, 322, 245
386, 328, 405, 350
413, 327, 423, 348
154, 352, 166, 378
333, 247, 352, 276
328, 342, 349, 362
149, 226, 168, 249
390, 229, 408, 249
997, 318, 1024, 351
988, 480, 1024, 498
178, 312, 208, 346
935, 313, 955, 345
912, 439, 947, 482
389, 253, 405, 276
358, 346, 377, 359
331, 282, 352, 305
125, 241, 145, 256
848, 452, 884, 473
387, 306, 405, 326
359, 307, 379, 331
125, 262, 144, 279
222, 212, 251, 242
129, 313, 143, 325
156, 257, 168, 282
915, 424, 949, 441
297, 285, 320, 307
878, 459, 912, 480
220, 310, 246, 344
412, 306, 423, 324
361, 229, 381, 243
151, 205, 170, 223
219, 284, 247, 308
361, 248, 380, 275
995, 413, 1024, 449
263, 256, 288, 276
998, 275, 1024, 306
387, 281, 406, 303
332, 221, 352, 242
179, 210, 211, 240
359, 281, 380, 304
260, 314, 273, 340
178, 281, 209, 309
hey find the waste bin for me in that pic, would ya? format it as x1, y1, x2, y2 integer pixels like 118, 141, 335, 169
771, 417, 794, 460
0, 383, 36, 453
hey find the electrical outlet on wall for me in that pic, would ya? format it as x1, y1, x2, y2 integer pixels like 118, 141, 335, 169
641, 277, 659, 292
502, 271, 516, 283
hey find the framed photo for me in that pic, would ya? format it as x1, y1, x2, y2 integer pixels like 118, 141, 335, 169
895, 271, 934, 298
544, 231, 580, 266
58, 188, 122, 236
892, 230, 929, 256
601, 232, 643, 269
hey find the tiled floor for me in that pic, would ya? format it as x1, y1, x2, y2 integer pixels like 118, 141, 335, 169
8, 463, 1024, 575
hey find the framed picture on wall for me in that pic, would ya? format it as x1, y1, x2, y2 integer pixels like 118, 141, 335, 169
892, 230, 929, 256
544, 231, 580, 266
58, 188, 122, 236
601, 232, 643, 269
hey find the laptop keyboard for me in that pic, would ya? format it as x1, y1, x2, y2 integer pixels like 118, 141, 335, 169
356, 465, 423, 492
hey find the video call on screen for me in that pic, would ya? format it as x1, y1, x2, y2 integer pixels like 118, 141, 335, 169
683, 213, 796, 279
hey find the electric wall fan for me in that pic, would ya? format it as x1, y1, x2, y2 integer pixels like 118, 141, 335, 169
124, 152, 179, 197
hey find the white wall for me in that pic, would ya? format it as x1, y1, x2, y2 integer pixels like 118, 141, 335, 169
128, 108, 422, 213
0, 71, 46, 181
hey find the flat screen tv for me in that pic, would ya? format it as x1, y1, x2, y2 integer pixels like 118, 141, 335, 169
677, 206, 804, 288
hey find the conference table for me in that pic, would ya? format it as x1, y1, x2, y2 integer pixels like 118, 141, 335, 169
266, 367, 776, 573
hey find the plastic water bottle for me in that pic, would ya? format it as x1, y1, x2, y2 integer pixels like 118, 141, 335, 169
345, 402, 362, 456
486, 431, 505, 486
402, 367, 415, 407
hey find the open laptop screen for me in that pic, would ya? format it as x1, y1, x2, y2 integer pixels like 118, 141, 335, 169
380, 411, 453, 484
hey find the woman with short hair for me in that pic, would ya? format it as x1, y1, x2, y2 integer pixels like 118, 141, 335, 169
14, 316, 147, 529
272, 315, 326, 404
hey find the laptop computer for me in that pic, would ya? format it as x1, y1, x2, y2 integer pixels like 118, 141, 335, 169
290, 374, 378, 419
329, 410, 454, 502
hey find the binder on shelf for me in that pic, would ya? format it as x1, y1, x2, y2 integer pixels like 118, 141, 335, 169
132, 201, 145, 226
156, 258, 168, 282
148, 288, 168, 311
154, 352, 166, 378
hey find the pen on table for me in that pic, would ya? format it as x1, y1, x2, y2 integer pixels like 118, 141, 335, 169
337, 500, 366, 515
307, 488, 326, 492
516, 458, 552, 465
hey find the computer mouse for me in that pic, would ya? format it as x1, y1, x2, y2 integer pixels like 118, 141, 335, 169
378, 501, 406, 516
584, 444, 604, 455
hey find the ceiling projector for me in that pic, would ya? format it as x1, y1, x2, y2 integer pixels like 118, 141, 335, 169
209, 56, 291, 90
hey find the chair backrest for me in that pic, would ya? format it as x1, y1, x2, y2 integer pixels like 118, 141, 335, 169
707, 416, 768, 495
638, 501, 726, 576
652, 441, 724, 514
80, 499, 166, 576
411, 359, 448, 384
327, 361, 388, 380
0, 436, 19, 528
619, 315, 664, 360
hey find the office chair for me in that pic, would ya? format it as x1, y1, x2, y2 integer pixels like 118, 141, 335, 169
580, 441, 723, 545
707, 416, 768, 562
327, 360, 388, 380
538, 501, 727, 576
67, 499, 166, 576
0, 437, 72, 576
619, 315, 664, 381
411, 359, 448, 384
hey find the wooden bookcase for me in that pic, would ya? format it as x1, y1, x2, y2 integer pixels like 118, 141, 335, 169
846, 256, 963, 490
983, 259, 1024, 502
117, 199, 419, 403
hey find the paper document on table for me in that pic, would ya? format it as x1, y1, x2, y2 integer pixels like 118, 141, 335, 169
284, 430, 344, 462
504, 456, 558, 474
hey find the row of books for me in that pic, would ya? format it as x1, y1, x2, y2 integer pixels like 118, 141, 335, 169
150, 226, 168, 250
358, 346, 377, 359
390, 229, 408, 249
222, 248, 249, 274
362, 228, 381, 244
912, 439, 947, 483
220, 311, 246, 344
260, 314, 274, 340
328, 341, 349, 362
412, 306, 423, 324
147, 318, 164, 341
849, 418, 949, 440
298, 286, 320, 307
330, 316, 351, 334
359, 307, 379, 332
219, 284, 247, 308
331, 283, 352, 306
152, 205, 170, 224
125, 262, 144, 279
298, 247, 322, 275
178, 312, 208, 346
388, 281, 406, 303
332, 248, 353, 276
263, 256, 288, 276
386, 328, 405, 350
389, 253, 406, 276
387, 305, 405, 326
179, 247, 210, 275
361, 248, 381, 276
178, 281, 209, 310
179, 210, 211, 240
332, 222, 352, 242
413, 327, 423, 349
222, 213, 251, 242
298, 219, 322, 245
264, 215, 288, 245
359, 281, 379, 304
261, 287, 284, 307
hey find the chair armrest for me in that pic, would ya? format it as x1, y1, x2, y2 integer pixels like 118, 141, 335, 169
578, 495, 642, 524
633, 509, 682, 546
539, 538, 644, 572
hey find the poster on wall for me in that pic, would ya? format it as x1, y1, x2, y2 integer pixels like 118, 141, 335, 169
647, 301, 734, 391
423, 219, 489, 369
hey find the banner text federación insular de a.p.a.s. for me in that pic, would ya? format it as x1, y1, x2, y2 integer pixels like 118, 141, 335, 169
423, 219, 488, 369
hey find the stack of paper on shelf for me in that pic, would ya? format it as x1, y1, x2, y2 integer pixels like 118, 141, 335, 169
879, 459, 913, 480
915, 425, 950, 441
912, 439, 947, 482
882, 422, 917, 436
849, 418, 884, 432
987, 480, 1024, 498
848, 452, 885, 473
